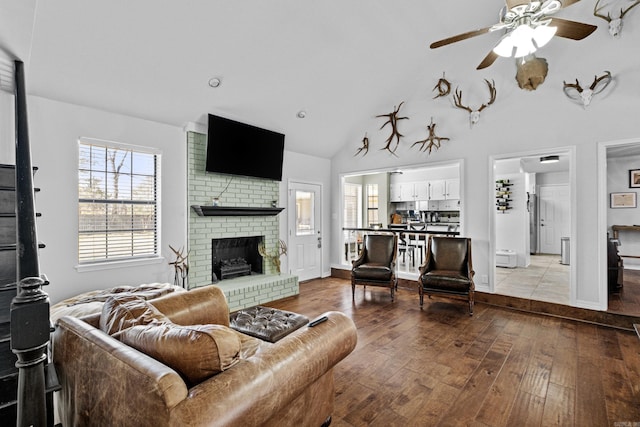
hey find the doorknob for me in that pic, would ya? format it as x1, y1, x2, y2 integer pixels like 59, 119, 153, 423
317, 237, 322, 249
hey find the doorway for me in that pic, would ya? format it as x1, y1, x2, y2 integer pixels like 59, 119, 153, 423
288, 181, 322, 281
598, 138, 640, 316
491, 148, 574, 305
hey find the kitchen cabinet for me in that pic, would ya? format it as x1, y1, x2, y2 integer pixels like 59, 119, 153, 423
391, 181, 429, 202
389, 184, 402, 202
429, 180, 446, 200
440, 199, 460, 210
446, 179, 460, 199
429, 179, 459, 201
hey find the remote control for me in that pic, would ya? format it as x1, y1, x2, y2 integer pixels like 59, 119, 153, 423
308, 316, 328, 327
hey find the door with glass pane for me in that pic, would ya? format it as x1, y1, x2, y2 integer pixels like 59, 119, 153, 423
288, 181, 322, 281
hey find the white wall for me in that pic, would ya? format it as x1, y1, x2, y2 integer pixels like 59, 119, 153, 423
495, 161, 528, 267
330, 72, 640, 310
0, 90, 15, 164
27, 96, 186, 303
280, 150, 332, 277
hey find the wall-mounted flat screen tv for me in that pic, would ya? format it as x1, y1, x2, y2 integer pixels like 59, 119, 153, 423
205, 114, 285, 181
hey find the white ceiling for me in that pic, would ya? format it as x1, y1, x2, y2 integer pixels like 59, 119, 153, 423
0, 0, 636, 159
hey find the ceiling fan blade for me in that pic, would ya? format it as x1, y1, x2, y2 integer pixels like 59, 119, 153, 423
430, 26, 493, 49
476, 50, 500, 70
505, 0, 528, 10
558, 0, 581, 9
550, 17, 597, 40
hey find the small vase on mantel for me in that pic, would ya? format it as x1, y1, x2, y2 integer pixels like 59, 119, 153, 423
212, 197, 220, 207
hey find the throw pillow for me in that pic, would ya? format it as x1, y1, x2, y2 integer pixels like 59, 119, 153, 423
100, 294, 168, 335
117, 322, 241, 385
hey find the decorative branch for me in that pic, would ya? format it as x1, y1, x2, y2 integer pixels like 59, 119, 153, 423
258, 239, 287, 274
411, 118, 450, 154
354, 133, 370, 156
432, 72, 452, 99
376, 101, 409, 156
169, 245, 189, 289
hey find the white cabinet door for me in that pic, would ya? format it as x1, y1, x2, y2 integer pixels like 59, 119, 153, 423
428, 200, 439, 210
429, 180, 446, 200
445, 179, 460, 199
415, 182, 429, 200
400, 183, 415, 201
389, 184, 402, 202
441, 199, 460, 210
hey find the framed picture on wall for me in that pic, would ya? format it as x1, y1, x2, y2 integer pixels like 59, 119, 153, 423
630, 169, 640, 188
610, 192, 637, 208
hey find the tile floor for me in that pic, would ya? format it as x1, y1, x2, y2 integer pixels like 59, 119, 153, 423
494, 253, 570, 305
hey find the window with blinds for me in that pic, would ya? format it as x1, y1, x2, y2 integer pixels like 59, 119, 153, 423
343, 183, 362, 229
78, 139, 160, 264
366, 184, 379, 226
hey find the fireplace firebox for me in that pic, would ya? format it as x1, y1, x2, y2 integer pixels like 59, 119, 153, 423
211, 236, 263, 282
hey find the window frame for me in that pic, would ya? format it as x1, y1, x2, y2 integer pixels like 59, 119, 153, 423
75, 137, 162, 271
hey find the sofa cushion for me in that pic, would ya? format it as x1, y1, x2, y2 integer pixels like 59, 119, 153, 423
116, 322, 241, 385
100, 295, 169, 335
99, 294, 241, 385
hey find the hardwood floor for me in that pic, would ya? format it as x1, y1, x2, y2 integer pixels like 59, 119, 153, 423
609, 269, 640, 316
266, 277, 640, 427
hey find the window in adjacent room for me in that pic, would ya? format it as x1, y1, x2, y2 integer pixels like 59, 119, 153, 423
366, 183, 379, 226
343, 182, 362, 262
78, 138, 161, 265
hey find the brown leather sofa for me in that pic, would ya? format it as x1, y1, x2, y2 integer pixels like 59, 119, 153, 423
53, 285, 358, 427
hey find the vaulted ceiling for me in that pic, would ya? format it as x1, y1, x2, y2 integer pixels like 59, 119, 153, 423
0, 0, 637, 159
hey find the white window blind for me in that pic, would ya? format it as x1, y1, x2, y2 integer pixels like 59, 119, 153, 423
78, 139, 160, 264
366, 183, 379, 225
343, 183, 362, 228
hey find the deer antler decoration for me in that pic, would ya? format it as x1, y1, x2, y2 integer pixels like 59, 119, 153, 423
411, 118, 450, 154
453, 79, 497, 127
563, 71, 612, 108
258, 239, 287, 274
354, 133, 369, 156
169, 245, 189, 289
376, 102, 409, 156
432, 72, 452, 99
594, 0, 640, 38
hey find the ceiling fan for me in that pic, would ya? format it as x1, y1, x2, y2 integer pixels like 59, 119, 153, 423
430, 0, 597, 69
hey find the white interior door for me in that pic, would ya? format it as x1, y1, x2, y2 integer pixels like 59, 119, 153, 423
538, 184, 570, 254
288, 181, 322, 281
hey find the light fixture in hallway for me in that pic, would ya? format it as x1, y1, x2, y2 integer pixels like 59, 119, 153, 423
540, 155, 559, 163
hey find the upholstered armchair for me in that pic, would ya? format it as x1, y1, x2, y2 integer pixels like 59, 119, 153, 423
418, 236, 475, 315
351, 233, 398, 301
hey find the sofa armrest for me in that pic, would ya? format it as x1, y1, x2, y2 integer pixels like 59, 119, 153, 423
170, 311, 358, 427
53, 315, 189, 427
150, 285, 231, 327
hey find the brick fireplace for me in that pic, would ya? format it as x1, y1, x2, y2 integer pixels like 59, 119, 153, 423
187, 131, 298, 311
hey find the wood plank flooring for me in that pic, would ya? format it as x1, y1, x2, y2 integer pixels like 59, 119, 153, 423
609, 269, 640, 316
266, 277, 640, 427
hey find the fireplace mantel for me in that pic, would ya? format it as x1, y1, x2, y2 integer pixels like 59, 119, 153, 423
191, 205, 284, 217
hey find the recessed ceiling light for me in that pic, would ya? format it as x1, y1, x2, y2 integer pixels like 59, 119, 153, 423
297, 110, 306, 119
208, 78, 221, 88
540, 155, 560, 163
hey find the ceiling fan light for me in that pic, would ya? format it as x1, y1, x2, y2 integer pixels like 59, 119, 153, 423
540, 155, 560, 163
493, 25, 537, 58
532, 25, 557, 49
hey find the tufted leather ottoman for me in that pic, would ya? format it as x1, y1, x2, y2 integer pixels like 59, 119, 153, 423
229, 306, 309, 343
